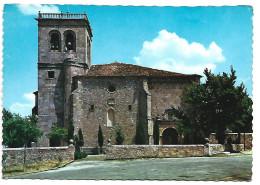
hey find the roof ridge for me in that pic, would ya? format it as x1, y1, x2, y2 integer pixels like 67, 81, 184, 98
90, 62, 186, 75
84, 62, 202, 78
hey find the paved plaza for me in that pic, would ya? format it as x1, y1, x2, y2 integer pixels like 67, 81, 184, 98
10, 155, 252, 180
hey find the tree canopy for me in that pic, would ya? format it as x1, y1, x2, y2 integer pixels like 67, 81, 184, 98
47, 125, 67, 146
170, 66, 252, 144
2, 108, 43, 148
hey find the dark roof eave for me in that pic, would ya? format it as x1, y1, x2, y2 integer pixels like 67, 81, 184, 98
73, 74, 202, 79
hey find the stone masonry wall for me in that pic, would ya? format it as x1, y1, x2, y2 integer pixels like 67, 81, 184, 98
2, 146, 75, 167
37, 18, 91, 146
38, 19, 91, 66
148, 78, 191, 118
71, 77, 144, 147
106, 145, 205, 159
209, 133, 252, 150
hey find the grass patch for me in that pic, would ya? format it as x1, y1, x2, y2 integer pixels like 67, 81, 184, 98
211, 150, 252, 157
78, 154, 106, 161
202, 173, 252, 181
2, 159, 70, 177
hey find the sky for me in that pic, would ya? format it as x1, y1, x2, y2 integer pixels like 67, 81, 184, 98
2, 4, 253, 116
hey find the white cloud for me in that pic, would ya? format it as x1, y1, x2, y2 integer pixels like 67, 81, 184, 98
23, 92, 35, 102
17, 4, 60, 15
9, 93, 35, 117
134, 30, 225, 76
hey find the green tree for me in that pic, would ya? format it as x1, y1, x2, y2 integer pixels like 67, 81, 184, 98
74, 135, 80, 152
98, 125, 104, 152
115, 128, 125, 145
74, 128, 84, 153
3, 115, 24, 148
27, 114, 38, 125
67, 120, 75, 144
78, 128, 84, 147
22, 117, 43, 172
135, 123, 145, 144
153, 122, 159, 145
47, 125, 67, 147
2, 108, 13, 123
170, 66, 252, 144
2, 109, 43, 172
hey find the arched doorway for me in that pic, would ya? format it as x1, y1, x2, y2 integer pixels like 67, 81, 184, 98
162, 128, 178, 145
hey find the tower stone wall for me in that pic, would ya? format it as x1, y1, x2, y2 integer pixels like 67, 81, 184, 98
36, 12, 92, 146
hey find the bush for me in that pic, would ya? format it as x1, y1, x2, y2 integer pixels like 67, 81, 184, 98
78, 128, 84, 147
115, 128, 125, 145
98, 125, 104, 148
153, 122, 159, 145
136, 123, 145, 144
74, 152, 88, 160
67, 120, 74, 143
47, 125, 67, 146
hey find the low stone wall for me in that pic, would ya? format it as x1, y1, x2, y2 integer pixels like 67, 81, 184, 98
204, 144, 225, 156
106, 145, 205, 160
80, 147, 106, 155
209, 133, 252, 150
2, 145, 75, 167
204, 144, 244, 156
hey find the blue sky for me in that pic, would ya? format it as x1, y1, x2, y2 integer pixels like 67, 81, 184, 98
3, 5, 253, 116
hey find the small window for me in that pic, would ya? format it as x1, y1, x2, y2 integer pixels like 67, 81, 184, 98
48, 71, 55, 78
108, 85, 116, 93
128, 105, 132, 111
90, 105, 94, 112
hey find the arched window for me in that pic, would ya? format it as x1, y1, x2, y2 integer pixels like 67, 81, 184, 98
108, 85, 116, 93
49, 31, 61, 51
64, 31, 76, 52
107, 108, 115, 127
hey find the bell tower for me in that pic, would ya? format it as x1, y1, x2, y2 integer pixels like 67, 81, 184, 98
35, 11, 93, 146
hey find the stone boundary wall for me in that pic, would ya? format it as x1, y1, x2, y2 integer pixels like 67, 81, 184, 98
106, 145, 205, 160
3, 146, 75, 167
204, 144, 244, 156
80, 147, 106, 155
209, 133, 252, 150
204, 144, 224, 156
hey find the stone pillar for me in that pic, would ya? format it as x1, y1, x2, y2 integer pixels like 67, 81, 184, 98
68, 139, 75, 160
159, 136, 163, 145
143, 79, 153, 145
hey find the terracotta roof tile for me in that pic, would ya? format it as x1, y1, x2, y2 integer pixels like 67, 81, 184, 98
79, 62, 201, 78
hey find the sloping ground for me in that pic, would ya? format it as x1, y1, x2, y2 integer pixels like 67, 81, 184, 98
10, 155, 252, 181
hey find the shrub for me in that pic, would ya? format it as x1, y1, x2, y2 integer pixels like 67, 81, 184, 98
153, 122, 159, 145
136, 123, 145, 144
74, 152, 88, 160
78, 128, 84, 147
227, 137, 233, 145
98, 125, 104, 148
115, 128, 125, 145
47, 125, 67, 146
67, 120, 74, 144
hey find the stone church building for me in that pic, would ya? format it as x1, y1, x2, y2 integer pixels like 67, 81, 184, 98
34, 11, 201, 147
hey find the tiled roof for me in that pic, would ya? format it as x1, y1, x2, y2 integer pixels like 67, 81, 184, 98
79, 62, 201, 78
